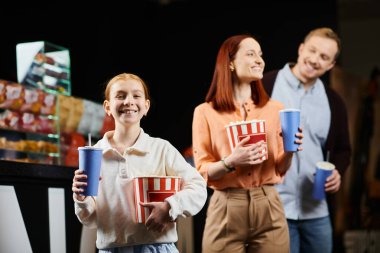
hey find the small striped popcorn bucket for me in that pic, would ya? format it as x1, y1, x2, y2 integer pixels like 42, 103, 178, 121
133, 176, 181, 223
225, 120, 268, 160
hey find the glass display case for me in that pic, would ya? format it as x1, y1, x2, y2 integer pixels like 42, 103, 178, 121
16, 41, 71, 96
1, 41, 111, 166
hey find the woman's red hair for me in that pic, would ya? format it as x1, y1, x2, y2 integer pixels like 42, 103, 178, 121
205, 34, 269, 112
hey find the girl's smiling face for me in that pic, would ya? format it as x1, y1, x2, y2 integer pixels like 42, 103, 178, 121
104, 78, 150, 127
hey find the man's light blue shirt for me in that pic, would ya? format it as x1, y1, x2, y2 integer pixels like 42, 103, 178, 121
272, 63, 331, 219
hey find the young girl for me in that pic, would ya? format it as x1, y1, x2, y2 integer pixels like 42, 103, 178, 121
72, 73, 207, 252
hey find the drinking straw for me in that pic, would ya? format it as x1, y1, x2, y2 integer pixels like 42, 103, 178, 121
88, 133, 91, 146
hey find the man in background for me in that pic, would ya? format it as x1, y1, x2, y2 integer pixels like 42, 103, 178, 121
262, 27, 351, 253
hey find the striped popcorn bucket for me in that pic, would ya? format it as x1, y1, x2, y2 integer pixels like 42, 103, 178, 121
133, 176, 181, 223
225, 120, 268, 160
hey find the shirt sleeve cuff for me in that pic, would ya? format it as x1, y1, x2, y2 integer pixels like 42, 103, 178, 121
165, 195, 184, 221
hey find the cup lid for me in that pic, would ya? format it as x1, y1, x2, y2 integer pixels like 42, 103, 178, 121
78, 146, 103, 151
279, 108, 301, 112
316, 161, 335, 170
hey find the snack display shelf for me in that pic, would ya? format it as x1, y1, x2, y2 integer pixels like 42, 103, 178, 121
0, 126, 59, 139
24, 77, 70, 96
0, 147, 59, 157
0, 83, 61, 164
0, 126, 60, 165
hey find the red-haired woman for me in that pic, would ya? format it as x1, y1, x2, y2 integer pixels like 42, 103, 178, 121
192, 34, 303, 253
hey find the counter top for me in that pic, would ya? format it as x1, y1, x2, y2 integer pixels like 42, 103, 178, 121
0, 160, 76, 180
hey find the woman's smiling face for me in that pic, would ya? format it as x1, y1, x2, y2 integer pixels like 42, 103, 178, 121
231, 37, 265, 83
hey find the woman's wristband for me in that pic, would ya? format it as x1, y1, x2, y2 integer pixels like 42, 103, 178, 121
221, 157, 235, 172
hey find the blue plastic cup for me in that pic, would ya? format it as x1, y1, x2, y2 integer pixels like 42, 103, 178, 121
279, 109, 301, 152
312, 161, 335, 201
78, 147, 103, 196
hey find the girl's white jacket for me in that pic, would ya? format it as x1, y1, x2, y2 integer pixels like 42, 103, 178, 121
74, 129, 207, 249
